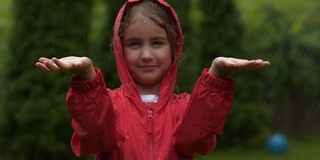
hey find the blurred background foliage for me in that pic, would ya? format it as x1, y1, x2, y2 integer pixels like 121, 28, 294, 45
0, 0, 319, 159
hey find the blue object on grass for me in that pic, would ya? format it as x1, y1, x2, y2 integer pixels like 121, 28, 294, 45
267, 133, 288, 154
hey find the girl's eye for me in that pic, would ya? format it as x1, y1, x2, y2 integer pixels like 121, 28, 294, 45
152, 41, 164, 47
127, 42, 141, 49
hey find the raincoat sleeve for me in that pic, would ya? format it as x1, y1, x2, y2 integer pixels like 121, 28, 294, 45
174, 68, 236, 156
66, 68, 124, 157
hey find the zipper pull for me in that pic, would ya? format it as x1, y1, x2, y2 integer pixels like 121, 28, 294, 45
147, 108, 153, 133
147, 108, 153, 119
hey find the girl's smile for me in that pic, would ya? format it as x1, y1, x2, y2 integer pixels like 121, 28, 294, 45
138, 64, 158, 70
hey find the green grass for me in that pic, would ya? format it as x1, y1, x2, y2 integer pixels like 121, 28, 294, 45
195, 137, 320, 160
1, 137, 319, 160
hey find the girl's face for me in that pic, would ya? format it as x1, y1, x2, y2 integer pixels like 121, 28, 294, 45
123, 18, 172, 90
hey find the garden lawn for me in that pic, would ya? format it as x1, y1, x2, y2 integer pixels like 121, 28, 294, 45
195, 136, 320, 160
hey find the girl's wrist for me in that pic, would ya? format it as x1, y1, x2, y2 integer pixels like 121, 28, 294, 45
208, 67, 228, 80
74, 66, 96, 80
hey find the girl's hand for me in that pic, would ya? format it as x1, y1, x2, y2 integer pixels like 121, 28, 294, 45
208, 57, 271, 79
35, 56, 96, 80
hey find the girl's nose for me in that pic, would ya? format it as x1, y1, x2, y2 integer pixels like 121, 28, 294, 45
140, 46, 153, 62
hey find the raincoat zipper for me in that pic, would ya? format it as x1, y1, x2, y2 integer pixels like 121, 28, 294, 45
147, 103, 154, 160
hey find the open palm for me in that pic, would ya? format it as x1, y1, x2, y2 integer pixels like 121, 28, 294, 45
209, 57, 271, 79
35, 56, 95, 80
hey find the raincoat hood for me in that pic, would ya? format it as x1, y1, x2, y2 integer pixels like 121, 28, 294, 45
113, 0, 184, 102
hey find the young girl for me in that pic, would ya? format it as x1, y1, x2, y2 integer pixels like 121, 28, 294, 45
36, 0, 270, 159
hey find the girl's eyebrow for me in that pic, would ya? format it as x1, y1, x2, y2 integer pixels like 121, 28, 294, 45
124, 37, 140, 42
151, 36, 168, 41
124, 36, 168, 42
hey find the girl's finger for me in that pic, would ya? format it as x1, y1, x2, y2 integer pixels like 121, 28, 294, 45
43, 60, 61, 72
35, 62, 51, 72
38, 57, 50, 63
263, 61, 271, 66
52, 57, 67, 70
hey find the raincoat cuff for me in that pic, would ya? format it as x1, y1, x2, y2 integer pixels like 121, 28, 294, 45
70, 68, 105, 92
201, 68, 236, 91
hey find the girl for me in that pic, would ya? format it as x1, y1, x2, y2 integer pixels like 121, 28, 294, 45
36, 0, 270, 159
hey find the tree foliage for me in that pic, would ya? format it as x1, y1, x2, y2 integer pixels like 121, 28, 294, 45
0, 0, 93, 159
236, 0, 320, 135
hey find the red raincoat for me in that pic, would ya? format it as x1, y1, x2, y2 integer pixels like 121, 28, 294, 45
66, 0, 236, 159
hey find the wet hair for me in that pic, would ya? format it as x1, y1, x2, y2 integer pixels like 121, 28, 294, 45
119, 0, 180, 61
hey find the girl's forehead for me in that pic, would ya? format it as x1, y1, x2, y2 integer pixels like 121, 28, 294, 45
125, 20, 166, 36
130, 13, 154, 25
127, 15, 162, 32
